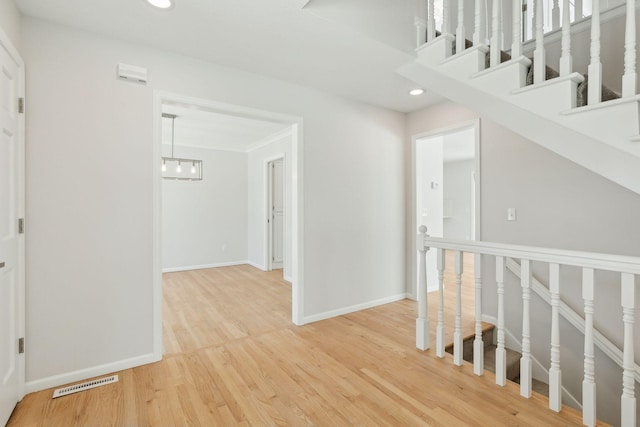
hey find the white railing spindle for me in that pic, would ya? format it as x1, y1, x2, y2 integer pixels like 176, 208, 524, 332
552, 0, 561, 29
512, 0, 523, 57
428, 0, 436, 41
549, 263, 562, 412
622, 0, 637, 97
582, 268, 596, 427
496, 256, 507, 386
443, 0, 452, 35
453, 251, 464, 366
621, 273, 636, 427
473, 253, 484, 376
456, 0, 466, 53
560, 0, 573, 75
575, 0, 584, 20
436, 248, 446, 358
490, 0, 503, 67
520, 259, 533, 398
534, 0, 546, 83
473, 0, 487, 46
588, 0, 602, 104
416, 226, 430, 350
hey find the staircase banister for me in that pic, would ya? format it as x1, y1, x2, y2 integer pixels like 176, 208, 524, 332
419, 236, 640, 275
506, 257, 640, 384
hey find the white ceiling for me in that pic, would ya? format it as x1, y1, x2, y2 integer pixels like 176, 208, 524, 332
161, 105, 291, 152
15, 0, 443, 113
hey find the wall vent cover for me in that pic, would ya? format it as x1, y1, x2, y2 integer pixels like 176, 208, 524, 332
52, 375, 119, 398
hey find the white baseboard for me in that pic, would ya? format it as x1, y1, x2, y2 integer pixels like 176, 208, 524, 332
303, 293, 409, 324
283, 275, 293, 283
162, 260, 247, 273
25, 352, 159, 394
246, 260, 266, 271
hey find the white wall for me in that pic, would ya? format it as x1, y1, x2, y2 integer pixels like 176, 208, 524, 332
247, 132, 293, 279
407, 101, 640, 425
162, 145, 248, 271
443, 160, 474, 240
0, 0, 20, 49
21, 17, 406, 388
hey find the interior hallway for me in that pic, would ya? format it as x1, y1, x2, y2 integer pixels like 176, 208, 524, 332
7, 263, 592, 426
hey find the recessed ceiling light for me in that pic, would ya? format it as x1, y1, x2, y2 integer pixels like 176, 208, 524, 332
145, 0, 174, 10
409, 89, 425, 96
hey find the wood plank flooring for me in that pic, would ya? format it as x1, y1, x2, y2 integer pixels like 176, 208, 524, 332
8, 264, 601, 426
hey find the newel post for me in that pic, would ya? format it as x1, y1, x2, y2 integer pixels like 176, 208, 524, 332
416, 225, 431, 351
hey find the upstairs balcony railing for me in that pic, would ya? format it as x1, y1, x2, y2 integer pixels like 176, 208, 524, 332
416, 226, 640, 426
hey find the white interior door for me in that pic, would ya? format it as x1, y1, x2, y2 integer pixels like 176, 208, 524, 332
0, 37, 24, 426
270, 159, 284, 269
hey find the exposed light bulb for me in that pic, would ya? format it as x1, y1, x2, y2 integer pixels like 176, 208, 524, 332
176, 162, 182, 173
161, 160, 167, 172
191, 162, 197, 174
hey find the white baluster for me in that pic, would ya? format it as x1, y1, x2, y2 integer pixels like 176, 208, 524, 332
428, 0, 436, 41
622, 0, 637, 97
549, 263, 562, 412
520, 259, 532, 398
582, 268, 596, 427
490, 0, 503, 67
436, 248, 446, 358
456, 0, 466, 54
512, 0, 523, 57
416, 17, 427, 48
443, 0, 452, 35
473, 0, 487, 45
621, 273, 636, 427
473, 253, 484, 376
496, 256, 507, 386
534, 0, 546, 83
416, 226, 430, 350
453, 251, 464, 366
559, 0, 573, 75
575, 0, 583, 20
552, 0, 561, 29
588, 0, 602, 104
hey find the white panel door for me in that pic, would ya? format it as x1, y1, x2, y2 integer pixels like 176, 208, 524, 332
0, 40, 22, 427
271, 160, 284, 269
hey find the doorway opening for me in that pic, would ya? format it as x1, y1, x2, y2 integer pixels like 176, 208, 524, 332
412, 120, 481, 295
267, 156, 285, 273
152, 92, 305, 360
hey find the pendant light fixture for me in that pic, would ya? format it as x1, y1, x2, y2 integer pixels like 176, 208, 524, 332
161, 113, 203, 181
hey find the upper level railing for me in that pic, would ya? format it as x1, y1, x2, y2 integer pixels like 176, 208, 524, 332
416, 226, 640, 427
416, 0, 638, 102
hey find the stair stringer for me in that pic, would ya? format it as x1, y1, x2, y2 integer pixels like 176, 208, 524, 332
481, 314, 582, 411
397, 60, 640, 196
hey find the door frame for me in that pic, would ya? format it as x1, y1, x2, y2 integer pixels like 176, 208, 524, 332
152, 91, 306, 360
410, 119, 481, 299
0, 26, 26, 402
265, 154, 286, 272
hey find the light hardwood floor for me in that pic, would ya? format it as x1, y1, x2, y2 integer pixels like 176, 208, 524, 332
8, 263, 599, 426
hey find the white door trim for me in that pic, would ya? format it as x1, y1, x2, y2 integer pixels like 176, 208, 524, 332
264, 154, 286, 272
410, 118, 482, 299
152, 92, 306, 349
0, 24, 26, 403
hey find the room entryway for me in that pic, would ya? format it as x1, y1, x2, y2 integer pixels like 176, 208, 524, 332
152, 92, 304, 361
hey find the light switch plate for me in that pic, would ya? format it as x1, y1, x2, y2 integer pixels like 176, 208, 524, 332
507, 208, 517, 221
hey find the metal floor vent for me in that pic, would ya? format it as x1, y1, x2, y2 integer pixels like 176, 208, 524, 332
52, 375, 118, 398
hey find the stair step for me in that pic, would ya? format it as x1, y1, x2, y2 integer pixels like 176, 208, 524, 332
483, 344, 521, 382
442, 326, 552, 398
